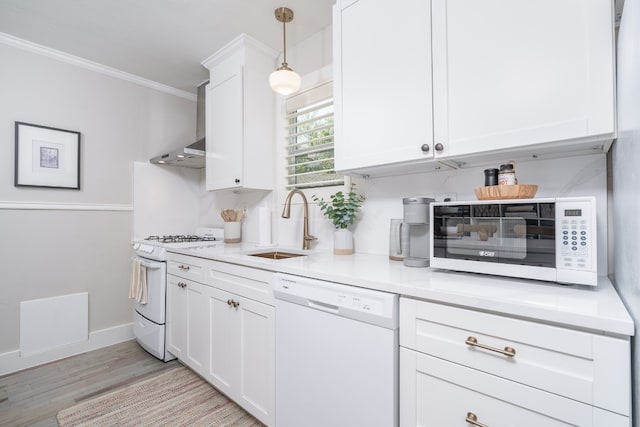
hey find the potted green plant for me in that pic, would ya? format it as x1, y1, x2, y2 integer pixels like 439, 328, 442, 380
312, 187, 365, 254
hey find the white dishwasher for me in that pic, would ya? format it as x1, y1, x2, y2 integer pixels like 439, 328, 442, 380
274, 273, 399, 427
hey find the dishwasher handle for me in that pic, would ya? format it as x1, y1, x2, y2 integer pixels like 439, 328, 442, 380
275, 289, 342, 315
307, 299, 340, 314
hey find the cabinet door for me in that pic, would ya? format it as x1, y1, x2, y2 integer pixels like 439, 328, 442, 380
432, 0, 615, 159
185, 281, 209, 375
166, 275, 186, 359
400, 348, 630, 427
235, 295, 275, 426
207, 286, 275, 426
206, 286, 237, 397
334, 0, 434, 172
206, 69, 244, 191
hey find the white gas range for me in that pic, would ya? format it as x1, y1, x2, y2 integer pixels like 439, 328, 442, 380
131, 227, 223, 361
133, 230, 223, 261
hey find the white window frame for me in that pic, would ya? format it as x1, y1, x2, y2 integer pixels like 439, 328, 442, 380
283, 81, 343, 190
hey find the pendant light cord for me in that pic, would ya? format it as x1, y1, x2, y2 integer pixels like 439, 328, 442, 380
282, 17, 288, 67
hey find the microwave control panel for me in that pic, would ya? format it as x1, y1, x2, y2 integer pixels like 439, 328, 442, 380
556, 199, 595, 272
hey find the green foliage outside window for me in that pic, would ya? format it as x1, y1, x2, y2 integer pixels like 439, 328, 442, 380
287, 99, 340, 187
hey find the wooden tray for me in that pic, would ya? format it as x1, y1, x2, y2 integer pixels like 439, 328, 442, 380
474, 184, 538, 200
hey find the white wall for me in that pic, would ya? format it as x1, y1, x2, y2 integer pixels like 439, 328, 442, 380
0, 40, 195, 354
613, 0, 640, 421
133, 162, 202, 240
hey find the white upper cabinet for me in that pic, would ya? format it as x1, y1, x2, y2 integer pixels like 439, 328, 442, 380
202, 34, 278, 191
333, 0, 616, 176
333, 0, 436, 175
431, 0, 615, 160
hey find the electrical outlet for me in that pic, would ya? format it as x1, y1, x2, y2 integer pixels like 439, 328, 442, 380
436, 192, 457, 202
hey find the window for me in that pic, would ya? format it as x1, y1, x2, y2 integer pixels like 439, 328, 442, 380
284, 82, 343, 189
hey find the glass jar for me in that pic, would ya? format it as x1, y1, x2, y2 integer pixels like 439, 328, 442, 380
498, 162, 516, 185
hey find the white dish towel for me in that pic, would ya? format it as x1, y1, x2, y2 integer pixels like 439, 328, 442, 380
128, 259, 148, 305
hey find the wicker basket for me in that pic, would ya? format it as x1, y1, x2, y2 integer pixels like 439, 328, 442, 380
474, 184, 538, 200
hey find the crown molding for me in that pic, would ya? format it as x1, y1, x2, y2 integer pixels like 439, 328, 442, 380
0, 32, 196, 101
201, 33, 278, 70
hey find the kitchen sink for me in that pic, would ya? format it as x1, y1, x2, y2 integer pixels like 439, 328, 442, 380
247, 250, 307, 260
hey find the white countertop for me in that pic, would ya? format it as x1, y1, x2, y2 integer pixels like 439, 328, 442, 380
169, 243, 634, 337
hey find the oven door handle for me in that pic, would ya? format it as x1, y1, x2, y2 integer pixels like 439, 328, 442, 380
132, 257, 164, 270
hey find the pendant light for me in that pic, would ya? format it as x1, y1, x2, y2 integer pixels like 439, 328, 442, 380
269, 7, 301, 96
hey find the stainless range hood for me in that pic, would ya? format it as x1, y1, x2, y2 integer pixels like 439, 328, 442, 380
150, 81, 208, 169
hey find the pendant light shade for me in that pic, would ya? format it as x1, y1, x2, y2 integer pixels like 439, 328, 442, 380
269, 67, 301, 96
270, 7, 300, 96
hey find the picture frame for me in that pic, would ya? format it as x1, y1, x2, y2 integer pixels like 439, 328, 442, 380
15, 121, 81, 190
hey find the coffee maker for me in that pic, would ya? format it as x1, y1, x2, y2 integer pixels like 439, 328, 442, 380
402, 197, 434, 267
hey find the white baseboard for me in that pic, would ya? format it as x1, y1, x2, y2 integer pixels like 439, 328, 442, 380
0, 322, 134, 376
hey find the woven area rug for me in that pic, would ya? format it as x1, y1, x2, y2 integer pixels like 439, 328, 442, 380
57, 367, 264, 426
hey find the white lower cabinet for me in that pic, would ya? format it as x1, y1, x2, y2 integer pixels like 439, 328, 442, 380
166, 275, 209, 376
400, 348, 627, 427
166, 254, 275, 426
166, 275, 186, 359
185, 280, 209, 375
399, 297, 631, 426
207, 286, 275, 425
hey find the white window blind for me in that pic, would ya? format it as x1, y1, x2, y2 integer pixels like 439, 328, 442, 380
284, 82, 343, 189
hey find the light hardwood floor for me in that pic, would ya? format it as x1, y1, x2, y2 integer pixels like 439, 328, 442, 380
0, 340, 181, 426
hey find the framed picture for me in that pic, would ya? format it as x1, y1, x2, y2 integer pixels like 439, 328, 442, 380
15, 122, 81, 190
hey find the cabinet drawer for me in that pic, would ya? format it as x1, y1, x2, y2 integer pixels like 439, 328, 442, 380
207, 268, 274, 306
167, 253, 206, 282
400, 348, 628, 427
400, 298, 630, 416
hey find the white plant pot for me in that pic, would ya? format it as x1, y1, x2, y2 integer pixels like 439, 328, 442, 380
333, 229, 353, 255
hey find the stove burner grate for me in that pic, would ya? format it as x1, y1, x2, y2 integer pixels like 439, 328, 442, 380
144, 235, 219, 243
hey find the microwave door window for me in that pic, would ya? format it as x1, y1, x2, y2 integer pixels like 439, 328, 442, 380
521, 222, 556, 267
445, 218, 527, 261
497, 218, 527, 259
433, 203, 557, 268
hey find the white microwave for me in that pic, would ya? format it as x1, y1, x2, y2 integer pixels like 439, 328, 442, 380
430, 196, 597, 286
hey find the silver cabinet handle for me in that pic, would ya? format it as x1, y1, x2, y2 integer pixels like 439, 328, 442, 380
465, 336, 516, 357
435, 142, 444, 152
227, 299, 240, 309
465, 412, 488, 427
178, 264, 190, 271
420, 144, 430, 153
178, 282, 187, 289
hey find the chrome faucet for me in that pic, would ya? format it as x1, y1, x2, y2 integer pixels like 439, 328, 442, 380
281, 189, 317, 250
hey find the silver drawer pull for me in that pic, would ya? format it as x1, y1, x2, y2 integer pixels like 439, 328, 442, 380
178, 282, 187, 288
465, 336, 516, 357
178, 264, 190, 271
465, 412, 488, 427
